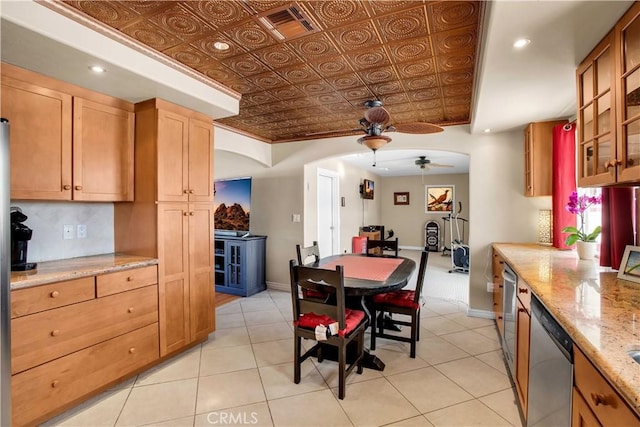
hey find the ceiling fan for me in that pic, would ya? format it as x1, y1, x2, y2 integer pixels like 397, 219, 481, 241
414, 156, 454, 170
357, 100, 444, 166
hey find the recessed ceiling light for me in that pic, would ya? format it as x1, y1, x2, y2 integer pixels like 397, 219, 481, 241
89, 65, 106, 73
484, 128, 491, 133
213, 41, 230, 51
513, 38, 531, 49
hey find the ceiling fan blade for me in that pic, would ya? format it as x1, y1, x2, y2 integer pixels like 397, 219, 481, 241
394, 122, 444, 134
429, 163, 454, 168
364, 106, 390, 124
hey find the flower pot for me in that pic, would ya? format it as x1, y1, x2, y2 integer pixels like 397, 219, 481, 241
576, 241, 597, 260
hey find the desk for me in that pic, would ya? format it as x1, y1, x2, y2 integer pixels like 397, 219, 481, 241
312, 254, 416, 370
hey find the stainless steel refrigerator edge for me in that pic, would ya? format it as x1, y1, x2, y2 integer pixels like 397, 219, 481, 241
0, 118, 12, 425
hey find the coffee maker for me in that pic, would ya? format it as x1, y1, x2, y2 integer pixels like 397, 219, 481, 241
11, 207, 37, 271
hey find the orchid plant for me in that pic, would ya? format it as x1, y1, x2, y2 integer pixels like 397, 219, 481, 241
562, 191, 602, 246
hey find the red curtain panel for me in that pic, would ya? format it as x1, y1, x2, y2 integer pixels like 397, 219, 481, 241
552, 123, 576, 249
600, 187, 635, 270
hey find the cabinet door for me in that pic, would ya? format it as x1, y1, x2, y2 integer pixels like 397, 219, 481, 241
188, 204, 215, 341
572, 388, 602, 427
515, 299, 530, 417
157, 110, 189, 202
188, 118, 213, 202
577, 31, 616, 186
226, 242, 244, 289
492, 250, 504, 336
617, 3, 640, 183
73, 97, 134, 201
1, 77, 72, 200
157, 203, 190, 355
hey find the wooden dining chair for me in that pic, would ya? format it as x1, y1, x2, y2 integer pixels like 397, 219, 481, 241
295, 241, 328, 300
366, 237, 399, 257
369, 250, 428, 358
289, 260, 366, 399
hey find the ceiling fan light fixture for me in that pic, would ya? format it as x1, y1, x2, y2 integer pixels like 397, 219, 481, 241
357, 135, 391, 151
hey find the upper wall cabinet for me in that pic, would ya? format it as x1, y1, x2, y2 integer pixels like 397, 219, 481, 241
524, 120, 565, 196
578, 3, 640, 186
1, 63, 134, 201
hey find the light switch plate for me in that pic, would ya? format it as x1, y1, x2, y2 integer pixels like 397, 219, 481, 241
77, 224, 87, 239
63, 225, 74, 240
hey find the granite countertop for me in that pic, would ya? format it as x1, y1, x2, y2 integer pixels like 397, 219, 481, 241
493, 243, 640, 415
10, 253, 159, 290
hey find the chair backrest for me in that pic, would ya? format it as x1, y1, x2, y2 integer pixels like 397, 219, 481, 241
289, 260, 347, 329
296, 241, 320, 265
413, 251, 429, 304
366, 237, 399, 257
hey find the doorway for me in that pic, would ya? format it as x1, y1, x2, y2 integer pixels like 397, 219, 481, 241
317, 168, 340, 258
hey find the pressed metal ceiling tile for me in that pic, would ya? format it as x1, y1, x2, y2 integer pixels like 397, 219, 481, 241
59, 0, 484, 142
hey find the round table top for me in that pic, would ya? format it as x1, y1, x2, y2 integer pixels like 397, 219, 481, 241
316, 254, 416, 296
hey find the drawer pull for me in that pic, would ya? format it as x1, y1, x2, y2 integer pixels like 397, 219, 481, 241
50, 330, 60, 337
189, 189, 194, 194
591, 392, 608, 406
189, 212, 195, 216
128, 307, 134, 313
183, 212, 189, 216
518, 287, 529, 294
51, 380, 59, 388
127, 276, 134, 282
50, 291, 60, 298
63, 185, 71, 190
183, 189, 189, 194
498, 316, 503, 320
75, 185, 83, 190
129, 347, 136, 354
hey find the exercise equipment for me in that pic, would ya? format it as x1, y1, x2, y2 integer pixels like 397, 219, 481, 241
448, 202, 469, 274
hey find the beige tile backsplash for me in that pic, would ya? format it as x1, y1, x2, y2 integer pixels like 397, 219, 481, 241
10, 201, 114, 262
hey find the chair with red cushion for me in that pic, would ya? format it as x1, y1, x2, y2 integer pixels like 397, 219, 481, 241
296, 241, 328, 301
370, 250, 428, 358
289, 260, 366, 399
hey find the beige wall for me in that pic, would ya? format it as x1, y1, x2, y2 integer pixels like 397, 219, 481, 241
214, 125, 552, 315
380, 174, 470, 248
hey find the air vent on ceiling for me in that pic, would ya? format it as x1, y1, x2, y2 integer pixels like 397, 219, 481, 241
255, 3, 318, 41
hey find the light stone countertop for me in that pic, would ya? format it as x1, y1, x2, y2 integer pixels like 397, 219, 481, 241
10, 253, 159, 290
493, 243, 640, 416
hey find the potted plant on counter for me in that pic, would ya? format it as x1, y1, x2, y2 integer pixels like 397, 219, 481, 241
562, 191, 602, 260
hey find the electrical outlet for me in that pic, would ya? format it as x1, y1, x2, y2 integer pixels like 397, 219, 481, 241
486, 281, 494, 292
292, 214, 301, 223
63, 225, 74, 240
77, 224, 87, 239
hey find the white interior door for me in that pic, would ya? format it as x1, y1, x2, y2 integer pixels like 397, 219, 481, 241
317, 169, 339, 258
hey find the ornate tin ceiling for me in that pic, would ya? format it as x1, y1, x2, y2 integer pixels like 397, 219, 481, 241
59, 1, 484, 143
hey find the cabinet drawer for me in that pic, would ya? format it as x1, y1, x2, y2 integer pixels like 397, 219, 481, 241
11, 277, 95, 318
574, 346, 639, 426
11, 285, 158, 374
96, 265, 158, 297
12, 323, 159, 427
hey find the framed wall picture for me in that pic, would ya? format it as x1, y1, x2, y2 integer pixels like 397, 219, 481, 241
394, 192, 410, 205
425, 185, 454, 213
617, 245, 640, 283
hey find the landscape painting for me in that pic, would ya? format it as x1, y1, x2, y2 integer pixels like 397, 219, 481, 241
214, 177, 251, 232
425, 185, 454, 213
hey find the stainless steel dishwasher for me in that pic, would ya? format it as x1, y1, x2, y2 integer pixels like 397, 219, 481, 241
527, 295, 573, 427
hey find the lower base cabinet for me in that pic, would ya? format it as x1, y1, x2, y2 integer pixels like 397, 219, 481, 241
214, 235, 267, 297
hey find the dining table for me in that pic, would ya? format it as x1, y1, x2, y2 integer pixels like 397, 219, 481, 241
310, 253, 417, 371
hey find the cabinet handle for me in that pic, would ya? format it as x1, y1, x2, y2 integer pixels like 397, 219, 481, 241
493, 302, 497, 306
51, 380, 59, 388
183, 212, 189, 216
498, 285, 503, 289
129, 347, 136, 354
75, 185, 82, 190
128, 307, 134, 313
184, 189, 189, 194
590, 392, 608, 406
614, 159, 622, 166
50, 291, 59, 298
189, 189, 194, 194
189, 212, 195, 216
605, 160, 614, 169
518, 287, 528, 294
127, 276, 134, 282
518, 308, 526, 313
63, 185, 71, 190
50, 330, 60, 337
498, 316, 503, 320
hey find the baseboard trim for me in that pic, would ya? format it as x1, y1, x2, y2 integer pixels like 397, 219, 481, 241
400, 245, 425, 251
267, 281, 289, 292
466, 308, 495, 319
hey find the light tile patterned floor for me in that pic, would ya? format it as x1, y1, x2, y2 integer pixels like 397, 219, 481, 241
45, 251, 523, 427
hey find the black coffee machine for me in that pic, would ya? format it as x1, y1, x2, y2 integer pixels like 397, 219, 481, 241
11, 207, 37, 271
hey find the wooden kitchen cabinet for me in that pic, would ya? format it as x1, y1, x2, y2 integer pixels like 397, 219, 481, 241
1, 63, 134, 201
492, 249, 504, 336
573, 345, 639, 426
140, 99, 213, 203
577, 3, 640, 186
515, 283, 531, 418
10, 265, 159, 426
115, 98, 215, 357
524, 120, 565, 196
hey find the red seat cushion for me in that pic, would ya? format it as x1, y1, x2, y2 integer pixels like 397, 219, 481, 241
296, 309, 365, 336
303, 289, 328, 299
372, 290, 419, 309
